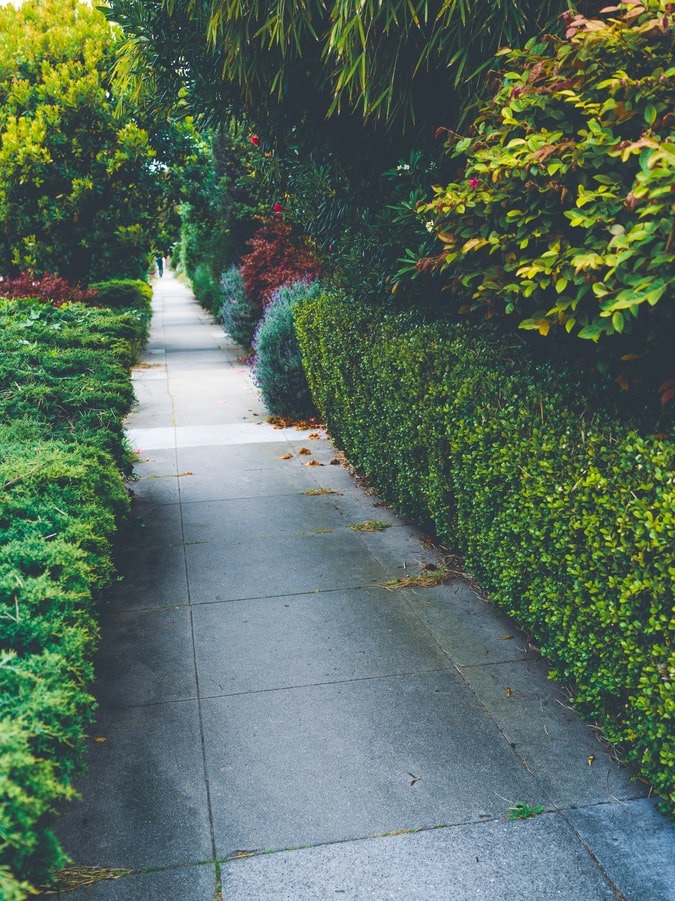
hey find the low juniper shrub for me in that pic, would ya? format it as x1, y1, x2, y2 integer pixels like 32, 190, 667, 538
253, 280, 320, 420
0, 300, 137, 894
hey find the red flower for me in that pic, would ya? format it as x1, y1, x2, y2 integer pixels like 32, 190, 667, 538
250, 134, 260, 147
469, 177, 480, 190
272, 202, 286, 218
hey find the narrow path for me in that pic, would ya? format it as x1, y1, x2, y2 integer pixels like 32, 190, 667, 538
54, 273, 674, 900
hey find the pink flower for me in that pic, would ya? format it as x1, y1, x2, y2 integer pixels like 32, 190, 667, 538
469, 177, 480, 190
250, 134, 260, 147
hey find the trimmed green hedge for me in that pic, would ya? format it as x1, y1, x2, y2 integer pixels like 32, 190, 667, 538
0, 297, 145, 896
91, 278, 152, 313
295, 293, 674, 813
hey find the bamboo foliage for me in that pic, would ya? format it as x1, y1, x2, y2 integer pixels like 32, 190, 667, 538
105, 0, 571, 129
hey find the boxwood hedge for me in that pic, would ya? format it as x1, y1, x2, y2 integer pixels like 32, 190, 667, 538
295, 292, 674, 814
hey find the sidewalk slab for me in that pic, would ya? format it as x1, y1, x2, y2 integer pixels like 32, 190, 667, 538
458, 657, 643, 808
105, 523, 189, 610
184, 527, 391, 603
56, 700, 212, 871
128, 449, 181, 506
174, 446, 319, 502
192, 587, 451, 697
565, 799, 675, 901
180, 493, 351, 540
403, 580, 535, 666
94, 605, 198, 707
202, 672, 539, 856
219, 815, 620, 901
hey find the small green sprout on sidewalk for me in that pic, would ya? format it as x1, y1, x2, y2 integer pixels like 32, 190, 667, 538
507, 802, 545, 821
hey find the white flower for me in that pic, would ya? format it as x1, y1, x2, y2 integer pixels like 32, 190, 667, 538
425, 220, 435, 233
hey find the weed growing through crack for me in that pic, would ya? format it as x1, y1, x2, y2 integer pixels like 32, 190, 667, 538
506, 802, 545, 820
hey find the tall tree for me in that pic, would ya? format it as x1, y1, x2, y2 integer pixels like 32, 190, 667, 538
0, 0, 167, 281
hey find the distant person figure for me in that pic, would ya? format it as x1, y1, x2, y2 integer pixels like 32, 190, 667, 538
155, 256, 164, 278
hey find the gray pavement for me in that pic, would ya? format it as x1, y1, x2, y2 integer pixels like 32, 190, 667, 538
51, 272, 674, 900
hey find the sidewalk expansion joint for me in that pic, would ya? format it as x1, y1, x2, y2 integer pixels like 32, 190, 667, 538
215, 815, 555, 866
197, 667, 455, 702
183, 583, 392, 606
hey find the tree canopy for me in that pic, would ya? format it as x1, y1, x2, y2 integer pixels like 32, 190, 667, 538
105, 0, 573, 145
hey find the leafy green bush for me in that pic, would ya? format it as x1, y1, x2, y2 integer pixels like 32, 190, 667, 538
253, 280, 320, 420
295, 291, 675, 813
219, 265, 260, 350
91, 278, 152, 312
191, 261, 223, 313
412, 0, 675, 389
0, 0, 165, 283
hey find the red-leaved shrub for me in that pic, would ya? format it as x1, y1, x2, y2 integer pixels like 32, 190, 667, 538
240, 220, 321, 312
0, 272, 98, 307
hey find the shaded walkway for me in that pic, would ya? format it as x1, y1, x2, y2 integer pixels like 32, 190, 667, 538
54, 272, 674, 899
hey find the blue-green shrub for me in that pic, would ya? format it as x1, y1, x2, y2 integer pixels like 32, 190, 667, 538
253, 280, 320, 420
295, 292, 674, 813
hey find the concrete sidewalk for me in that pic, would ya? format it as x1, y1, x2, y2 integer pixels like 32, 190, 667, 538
53, 272, 674, 900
